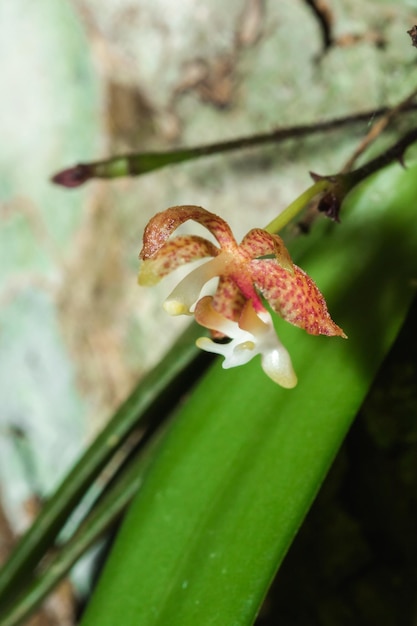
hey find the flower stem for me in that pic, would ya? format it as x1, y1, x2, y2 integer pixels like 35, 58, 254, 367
265, 179, 331, 234
51, 106, 417, 188
266, 124, 417, 232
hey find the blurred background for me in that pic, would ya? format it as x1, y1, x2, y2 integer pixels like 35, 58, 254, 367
1, 1, 417, 624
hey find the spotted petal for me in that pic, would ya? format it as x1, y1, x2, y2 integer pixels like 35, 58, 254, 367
211, 276, 246, 323
140, 205, 237, 260
138, 235, 219, 286
250, 260, 346, 337
240, 228, 294, 272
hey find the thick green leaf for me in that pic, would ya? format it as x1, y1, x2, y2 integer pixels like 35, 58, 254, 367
80, 162, 417, 626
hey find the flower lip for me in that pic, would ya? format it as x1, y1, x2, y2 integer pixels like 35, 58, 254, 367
195, 296, 298, 388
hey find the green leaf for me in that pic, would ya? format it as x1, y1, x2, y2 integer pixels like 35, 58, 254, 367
0, 425, 169, 626
0, 322, 203, 607
80, 162, 417, 626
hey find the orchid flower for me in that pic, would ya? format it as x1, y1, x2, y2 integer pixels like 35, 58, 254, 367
138, 205, 345, 387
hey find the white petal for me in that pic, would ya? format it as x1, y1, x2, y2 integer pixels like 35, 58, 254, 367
195, 301, 298, 388
261, 345, 297, 388
196, 333, 256, 369
163, 257, 223, 316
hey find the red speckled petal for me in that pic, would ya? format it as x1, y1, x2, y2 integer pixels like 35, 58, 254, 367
250, 260, 346, 337
140, 205, 236, 259
138, 235, 219, 285
229, 268, 266, 314
240, 229, 294, 272
212, 276, 246, 323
